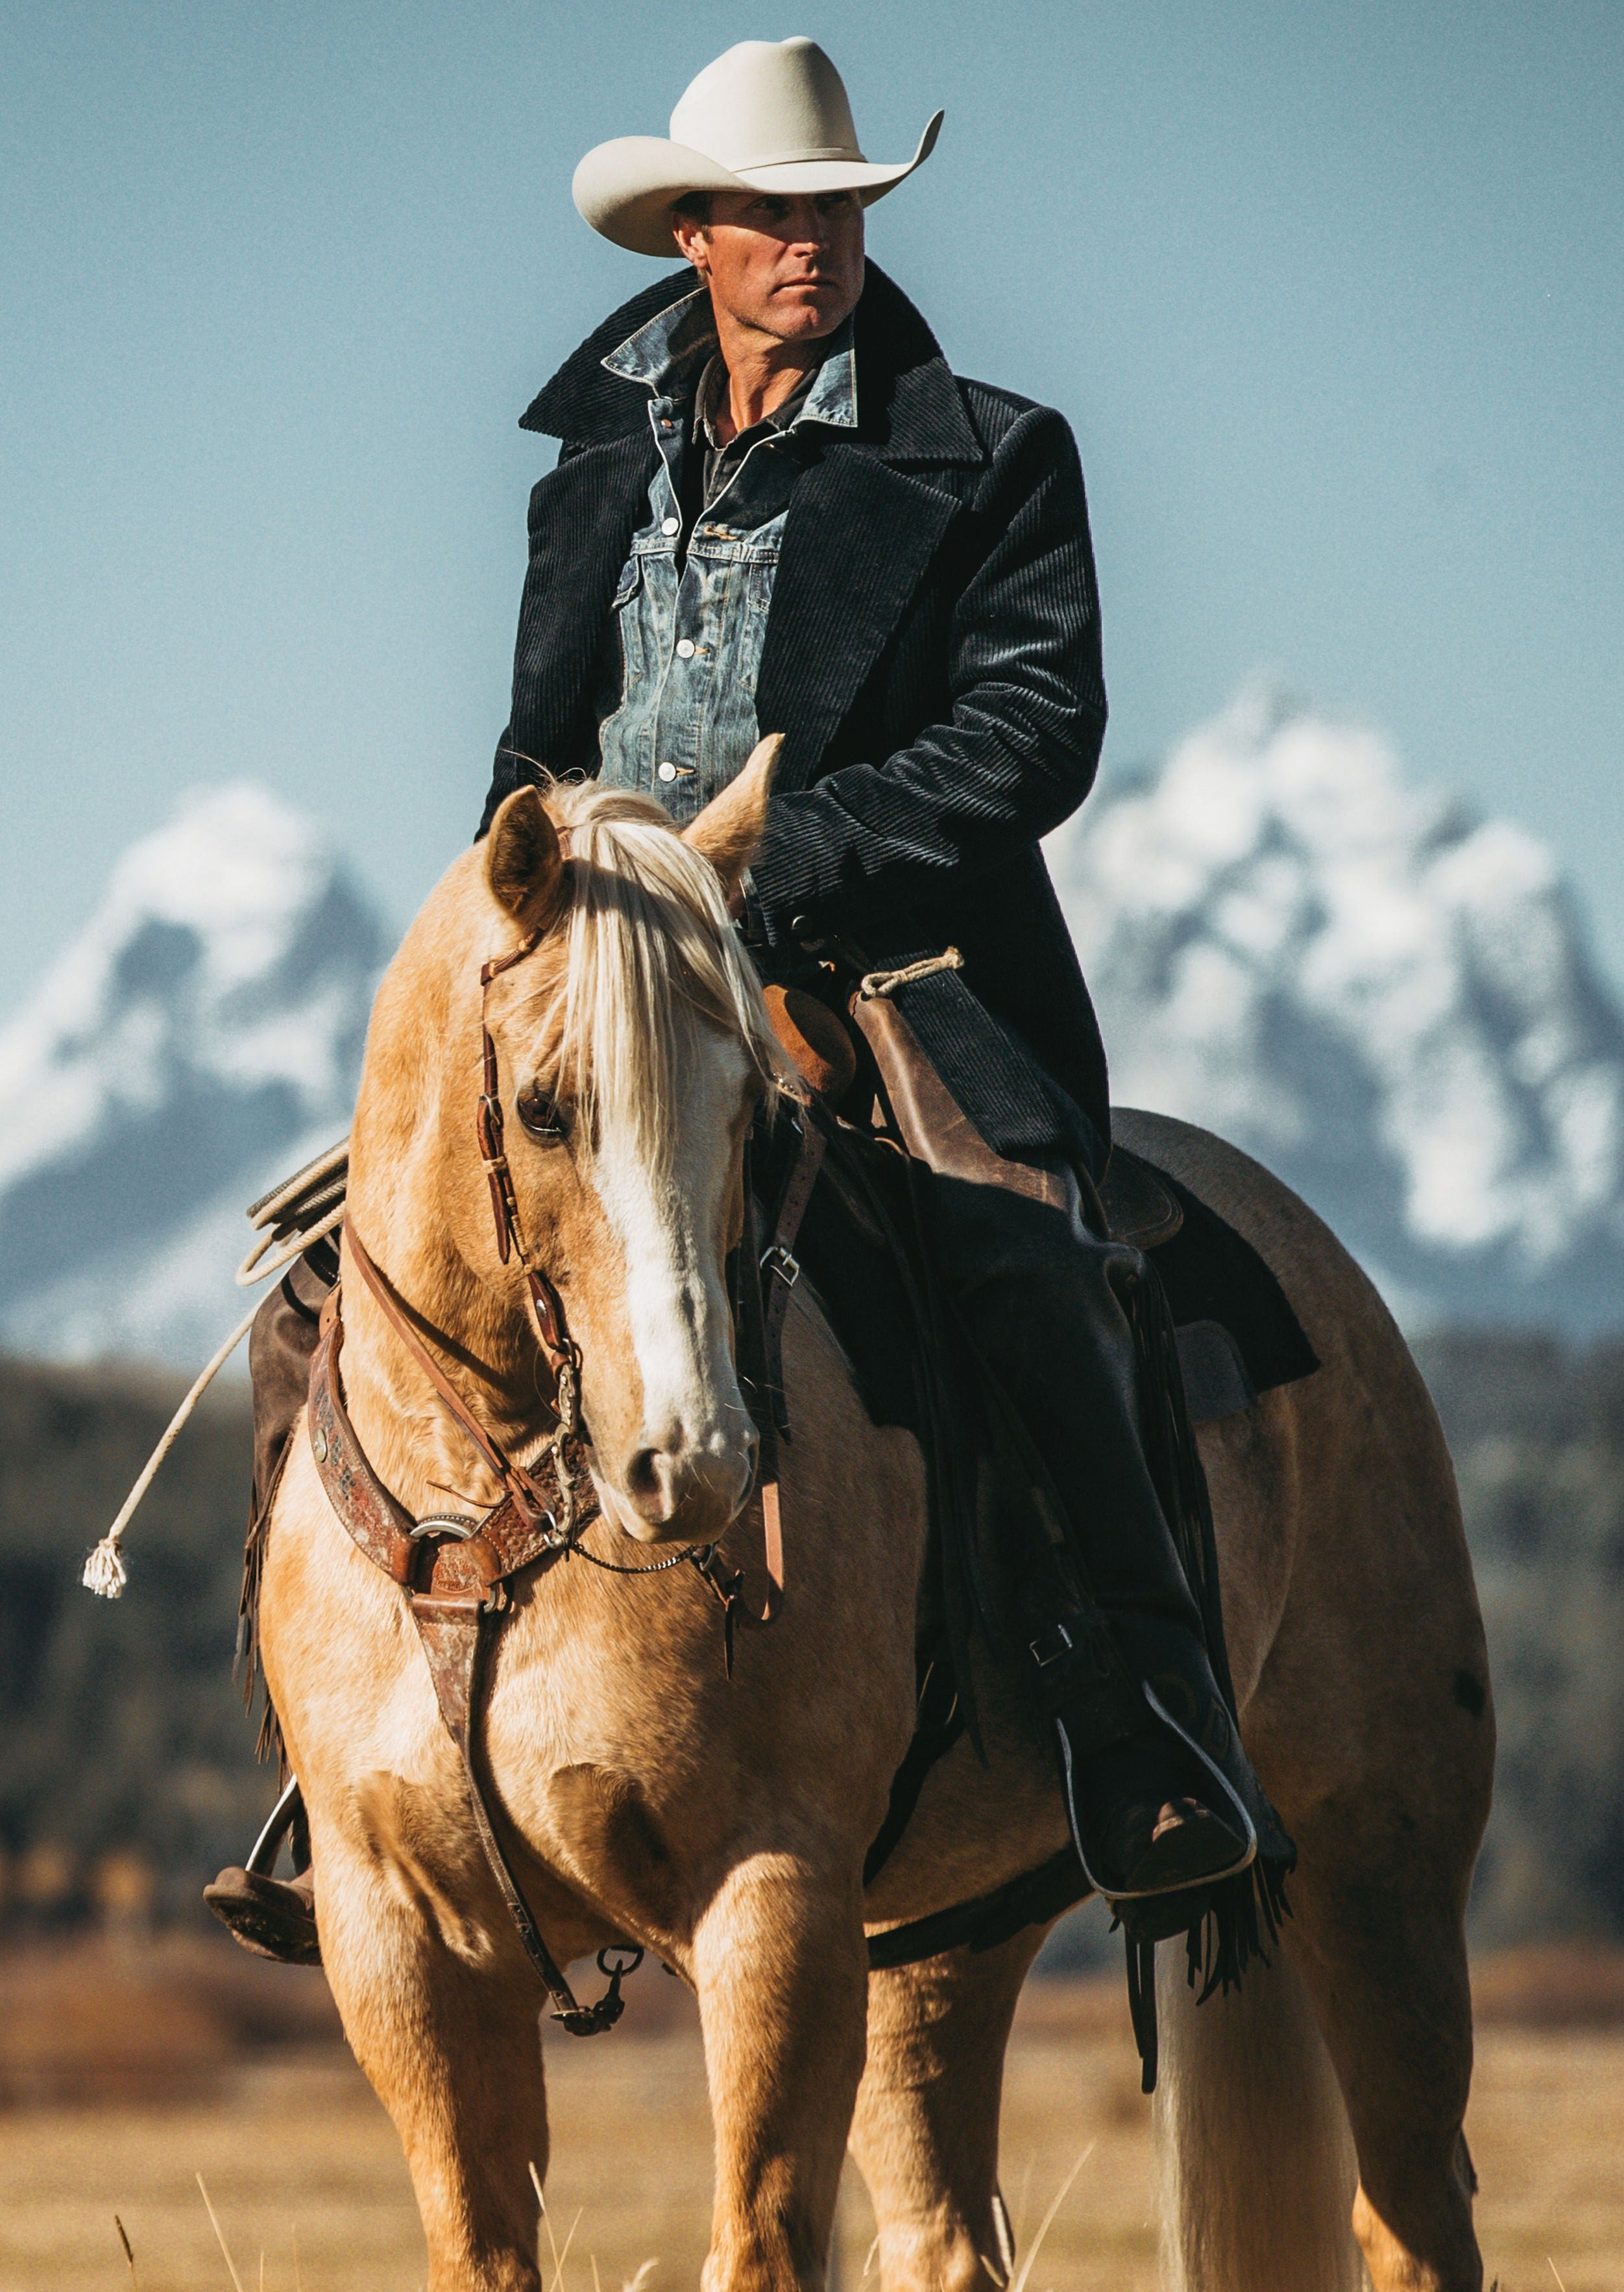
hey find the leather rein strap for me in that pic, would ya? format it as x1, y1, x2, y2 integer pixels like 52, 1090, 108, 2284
304, 916, 821, 2032
744, 1110, 827, 1622
343, 1220, 587, 1541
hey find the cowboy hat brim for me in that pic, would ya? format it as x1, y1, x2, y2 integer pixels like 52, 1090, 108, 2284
574, 112, 943, 258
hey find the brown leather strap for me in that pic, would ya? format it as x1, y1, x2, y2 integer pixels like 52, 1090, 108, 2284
306, 1295, 626, 2034
725, 1111, 826, 1632
758, 1113, 827, 1433
478, 927, 583, 1382
343, 1221, 581, 1531
308, 1289, 590, 1592
308, 1309, 417, 1586
406, 1594, 628, 2034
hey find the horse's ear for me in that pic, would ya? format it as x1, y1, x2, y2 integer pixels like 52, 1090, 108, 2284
683, 734, 781, 899
485, 786, 564, 928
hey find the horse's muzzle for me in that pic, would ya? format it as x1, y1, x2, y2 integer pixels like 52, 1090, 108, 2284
599, 1433, 756, 1543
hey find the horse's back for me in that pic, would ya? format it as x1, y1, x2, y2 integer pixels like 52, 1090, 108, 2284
1112, 1105, 1416, 1394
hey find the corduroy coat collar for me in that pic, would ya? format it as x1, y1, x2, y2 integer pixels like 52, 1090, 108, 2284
520, 260, 983, 467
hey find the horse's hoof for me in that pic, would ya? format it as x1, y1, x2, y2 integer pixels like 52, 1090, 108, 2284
203, 1865, 322, 1966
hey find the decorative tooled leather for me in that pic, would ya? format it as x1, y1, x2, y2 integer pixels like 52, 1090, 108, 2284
306, 1304, 600, 1608
308, 1317, 417, 1585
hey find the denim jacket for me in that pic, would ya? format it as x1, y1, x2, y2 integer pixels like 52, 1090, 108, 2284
594, 286, 857, 822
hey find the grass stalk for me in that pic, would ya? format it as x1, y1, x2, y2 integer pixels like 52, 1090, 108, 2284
1006, 2144, 1096, 2292
196, 2173, 248, 2292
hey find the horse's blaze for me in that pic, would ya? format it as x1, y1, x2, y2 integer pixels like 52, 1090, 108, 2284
583, 1030, 758, 1542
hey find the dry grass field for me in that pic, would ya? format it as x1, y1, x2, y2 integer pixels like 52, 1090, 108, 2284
0, 1940, 1620, 2292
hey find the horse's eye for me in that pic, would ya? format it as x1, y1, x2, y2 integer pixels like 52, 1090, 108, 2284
516, 1083, 570, 1143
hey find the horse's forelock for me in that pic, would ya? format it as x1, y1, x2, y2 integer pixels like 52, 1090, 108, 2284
504, 781, 790, 1169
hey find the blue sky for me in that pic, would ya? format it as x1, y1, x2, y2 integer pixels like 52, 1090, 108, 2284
4, 0, 1621, 1006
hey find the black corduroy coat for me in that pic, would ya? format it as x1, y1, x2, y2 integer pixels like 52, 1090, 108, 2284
482, 262, 1113, 1172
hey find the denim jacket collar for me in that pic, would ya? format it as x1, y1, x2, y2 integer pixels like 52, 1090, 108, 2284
601, 287, 858, 437
522, 262, 978, 467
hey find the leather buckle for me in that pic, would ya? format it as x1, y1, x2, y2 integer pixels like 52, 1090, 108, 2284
1029, 1623, 1074, 1668
761, 1244, 801, 1289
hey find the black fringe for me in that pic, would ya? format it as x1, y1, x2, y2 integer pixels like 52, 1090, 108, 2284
1114, 1853, 1294, 2094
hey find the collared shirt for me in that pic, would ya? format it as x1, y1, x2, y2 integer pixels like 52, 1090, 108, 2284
593, 286, 857, 820
692, 350, 817, 509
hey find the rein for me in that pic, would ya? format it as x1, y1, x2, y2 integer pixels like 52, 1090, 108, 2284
306, 914, 816, 2033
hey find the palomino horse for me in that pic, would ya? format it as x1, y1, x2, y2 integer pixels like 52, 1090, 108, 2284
257, 748, 1494, 2292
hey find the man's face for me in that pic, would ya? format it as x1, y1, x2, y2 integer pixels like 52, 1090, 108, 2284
673, 190, 865, 347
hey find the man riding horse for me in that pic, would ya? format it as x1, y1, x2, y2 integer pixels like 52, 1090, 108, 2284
212, 36, 1287, 1964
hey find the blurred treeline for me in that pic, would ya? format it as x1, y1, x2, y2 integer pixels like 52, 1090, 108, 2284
0, 1360, 268, 1931
1415, 1334, 1624, 1945
1, 1337, 1621, 1943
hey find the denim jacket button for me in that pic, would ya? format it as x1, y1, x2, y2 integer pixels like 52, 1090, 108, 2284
676, 638, 696, 658
661, 516, 680, 537
657, 761, 679, 783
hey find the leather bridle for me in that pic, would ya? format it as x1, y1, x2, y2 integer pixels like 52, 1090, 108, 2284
474, 925, 585, 1445
340, 919, 593, 1553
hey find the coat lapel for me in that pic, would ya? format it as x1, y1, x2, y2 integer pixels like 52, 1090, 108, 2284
753, 264, 983, 788
755, 452, 960, 792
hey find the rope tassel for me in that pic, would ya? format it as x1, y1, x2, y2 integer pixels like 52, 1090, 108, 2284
80, 1302, 260, 1600
81, 1536, 128, 1600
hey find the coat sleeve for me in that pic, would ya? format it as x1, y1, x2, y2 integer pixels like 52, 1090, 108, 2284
745, 405, 1106, 947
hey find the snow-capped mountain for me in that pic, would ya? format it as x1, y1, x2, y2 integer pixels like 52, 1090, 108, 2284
0, 786, 383, 1367
2, 694, 1621, 1371
1046, 685, 1624, 1332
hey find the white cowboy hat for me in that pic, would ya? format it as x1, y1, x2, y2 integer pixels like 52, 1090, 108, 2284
574, 37, 943, 258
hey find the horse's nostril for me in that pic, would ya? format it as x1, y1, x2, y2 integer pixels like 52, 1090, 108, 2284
625, 1448, 664, 1502
619, 1436, 752, 1530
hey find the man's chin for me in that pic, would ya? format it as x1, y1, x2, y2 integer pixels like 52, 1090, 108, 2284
770, 293, 851, 340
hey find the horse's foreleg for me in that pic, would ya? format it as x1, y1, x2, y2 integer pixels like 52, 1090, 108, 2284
847, 1931, 1043, 2292
693, 1851, 869, 2292
313, 1820, 550, 2292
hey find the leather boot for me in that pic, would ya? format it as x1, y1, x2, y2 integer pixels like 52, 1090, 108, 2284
854, 991, 1269, 1907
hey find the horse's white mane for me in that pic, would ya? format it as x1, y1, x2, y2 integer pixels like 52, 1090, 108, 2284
524, 780, 790, 1173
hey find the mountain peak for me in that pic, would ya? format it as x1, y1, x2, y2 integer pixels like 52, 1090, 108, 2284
1048, 690, 1624, 1331
0, 785, 385, 1365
